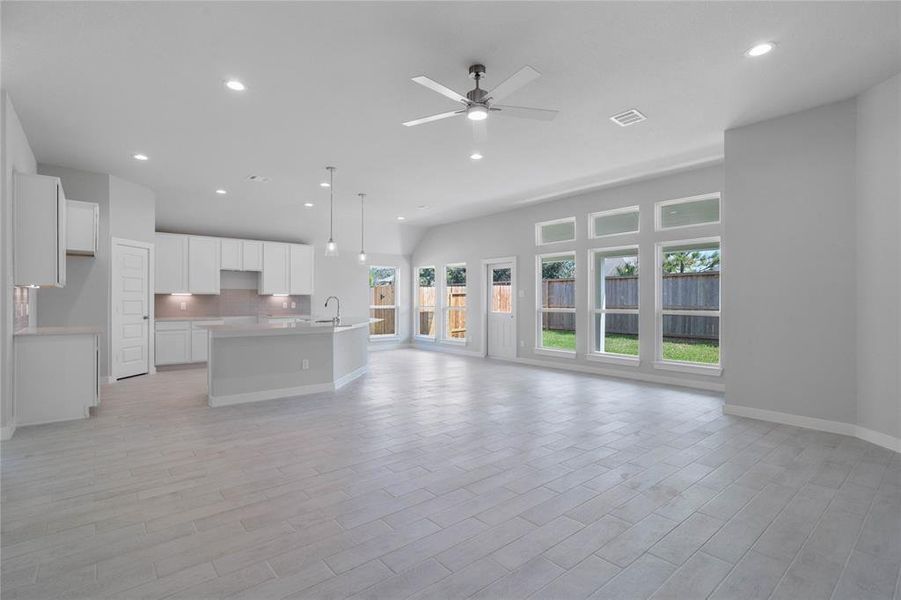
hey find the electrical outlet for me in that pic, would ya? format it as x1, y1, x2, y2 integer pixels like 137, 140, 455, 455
180, 302, 187, 310
282, 301, 288, 308
301, 359, 309, 370
291, 301, 296, 309
518, 289, 525, 298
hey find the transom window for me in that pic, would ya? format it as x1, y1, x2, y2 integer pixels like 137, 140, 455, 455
444, 264, 467, 341
656, 194, 720, 230
590, 206, 640, 238
590, 247, 639, 358
536, 217, 576, 246
537, 253, 576, 352
656, 239, 721, 367
415, 266, 436, 339
369, 266, 397, 338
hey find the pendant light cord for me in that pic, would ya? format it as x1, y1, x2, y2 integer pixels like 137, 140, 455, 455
328, 167, 335, 240
359, 193, 365, 253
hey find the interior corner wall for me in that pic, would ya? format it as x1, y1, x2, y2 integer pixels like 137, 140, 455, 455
723, 99, 858, 426
109, 174, 155, 244
855, 73, 900, 441
1, 91, 38, 436
36, 165, 112, 378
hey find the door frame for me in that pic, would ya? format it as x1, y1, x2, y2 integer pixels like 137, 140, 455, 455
110, 237, 155, 381
481, 256, 517, 359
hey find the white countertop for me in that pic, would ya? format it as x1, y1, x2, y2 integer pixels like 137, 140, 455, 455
201, 318, 375, 337
155, 315, 309, 322
15, 326, 102, 337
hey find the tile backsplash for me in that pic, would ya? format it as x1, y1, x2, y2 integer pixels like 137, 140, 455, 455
155, 289, 310, 319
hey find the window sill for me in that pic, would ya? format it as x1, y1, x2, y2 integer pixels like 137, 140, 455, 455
441, 339, 466, 346
653, 360, 722, 377
534, 347, 577, 359
586, 353, 640, 367
370, 335, 400, 342
414, 336, 437, 343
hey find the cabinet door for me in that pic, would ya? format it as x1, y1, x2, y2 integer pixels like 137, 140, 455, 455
155, 330, 190, 365
191, 329, 208, 363
188, 236, 220, 294
289, 244, 314, 295
154, 234, 188, 293
243, 240, 263, 271
66, 200, 98, 256
220, 238, 243, 271
259, 242, 289, 295
14, 173, 66, 287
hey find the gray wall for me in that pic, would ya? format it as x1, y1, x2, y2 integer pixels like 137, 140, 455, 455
412, 164, 724, 390
724, 99, 859, 425
110, 174, 155, 244
856, 74, 900, 440
1, 92, 38, 435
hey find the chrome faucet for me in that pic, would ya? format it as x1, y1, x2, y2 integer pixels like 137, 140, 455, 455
325, 296, 340, 325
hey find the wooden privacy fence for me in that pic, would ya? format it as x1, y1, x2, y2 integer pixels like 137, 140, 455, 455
544, 272, 720, 340
413, 285, 467, 337
369, 284, 397, 335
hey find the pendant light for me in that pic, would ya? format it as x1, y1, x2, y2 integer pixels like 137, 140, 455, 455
324, 166, 338, 256
357, 193, 367, 264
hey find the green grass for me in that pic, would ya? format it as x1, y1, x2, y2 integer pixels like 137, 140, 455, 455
540, 330, 719, 364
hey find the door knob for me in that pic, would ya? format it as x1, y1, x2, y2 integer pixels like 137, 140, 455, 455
142, 316, 149, 320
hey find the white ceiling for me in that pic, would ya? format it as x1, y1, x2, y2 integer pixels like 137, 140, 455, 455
3, 2, 899, 249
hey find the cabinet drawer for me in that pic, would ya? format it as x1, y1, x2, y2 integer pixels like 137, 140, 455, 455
155, 320, 190, 332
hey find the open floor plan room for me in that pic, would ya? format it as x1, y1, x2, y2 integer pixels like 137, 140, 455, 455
2, 1, 899, 598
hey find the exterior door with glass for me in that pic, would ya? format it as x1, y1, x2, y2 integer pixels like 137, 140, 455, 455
486, 262, 516, 359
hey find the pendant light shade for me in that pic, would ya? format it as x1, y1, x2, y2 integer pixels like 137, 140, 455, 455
357, 193, 367, 265
324, 166, 338, 257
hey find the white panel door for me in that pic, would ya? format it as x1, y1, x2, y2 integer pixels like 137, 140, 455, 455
112, 241, 150, 379
487, 263, 516, 359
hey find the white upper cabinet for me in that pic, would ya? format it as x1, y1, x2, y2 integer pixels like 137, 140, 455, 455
259, 242, 289, 295
188, 236, 220, 294
66, 200, 99, 256
14, 172, 67, 287
154, 233, 188, 293
220, 238, 242, 271
242, 240, 263, 271
289, 244, 314, 295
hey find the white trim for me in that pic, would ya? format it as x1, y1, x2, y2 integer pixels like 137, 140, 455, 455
110, 238, 154, 381
512, 356, 725, 392
588, 205, 640, 239
535, 216, 577, 246
481, 257, 518, 359
413, 340, 483, 358
586, 353, 640, 367
654, 360, 722, 377
534, 347, 577, 359
1, 423, 16, 441
655, 192, 721, 232
723, 404, 901, 453
209, 366, 368, 407
368, 341, 410, 352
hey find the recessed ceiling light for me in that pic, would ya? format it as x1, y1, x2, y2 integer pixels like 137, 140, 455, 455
396, 216, 406, 221
470, 152, 483, 160
319, 182, 330, 188
304, 202, 314, 207
215, 189, 227, 195
746, 42, 775, 57
225, 79, 246, 91
417, 205, 429, 210
132, 153, 149, 161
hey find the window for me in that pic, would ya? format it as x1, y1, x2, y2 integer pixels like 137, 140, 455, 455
657, 239, 720, 368
444, 265, 467, 341
536, 217, 576, 245
590, 247, 639, 359
590, 206, 640, 238
537, 253, 576, 352
415, 266, 436, 338
656, 194, 720, 230
369, 266, 397, 338
491, 267, 513, 313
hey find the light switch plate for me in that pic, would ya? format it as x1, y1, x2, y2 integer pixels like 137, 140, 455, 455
518, 289, 525, 298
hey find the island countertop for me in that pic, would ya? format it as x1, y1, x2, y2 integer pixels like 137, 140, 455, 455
199, 318, 376, 338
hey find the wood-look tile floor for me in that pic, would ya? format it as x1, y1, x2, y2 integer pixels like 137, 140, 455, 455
2, 349, 899, 600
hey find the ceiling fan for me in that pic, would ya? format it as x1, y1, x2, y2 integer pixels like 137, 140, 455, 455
402, 64, 558, 127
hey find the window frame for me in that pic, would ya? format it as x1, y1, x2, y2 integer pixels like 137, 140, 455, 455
588, 206, 640, 239
654, 236, 723, 375
368, 265, 399, 340
414, 265, 437, 340
535, 217, 577, 246
442, 263, 467, 344
587, 245, 640, 366
535, 251, 577, 357
655, 193, 721, 232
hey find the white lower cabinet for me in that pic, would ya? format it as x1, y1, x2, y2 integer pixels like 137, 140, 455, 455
155, 321, 191, 365
191, 320, 223, 363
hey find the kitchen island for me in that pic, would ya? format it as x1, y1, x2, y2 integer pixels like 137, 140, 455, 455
201, 318, 371, 407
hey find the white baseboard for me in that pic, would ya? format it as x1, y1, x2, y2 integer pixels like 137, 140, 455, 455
724, 404, 901, 453
1, 423, 16, 441
512, 356, 726, 393
412, 341, 484, 358
209, 367, 368, 408
369, 341, 411, 352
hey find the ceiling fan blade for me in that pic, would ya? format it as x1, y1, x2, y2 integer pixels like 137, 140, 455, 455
411, 76, 468, 104
487, 66, 540, 102
490, 104, 558, 121
402, 110, 465, 127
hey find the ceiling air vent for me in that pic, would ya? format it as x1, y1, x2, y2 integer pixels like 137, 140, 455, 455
610, 109, 646, 127
244, 174, 271, 183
